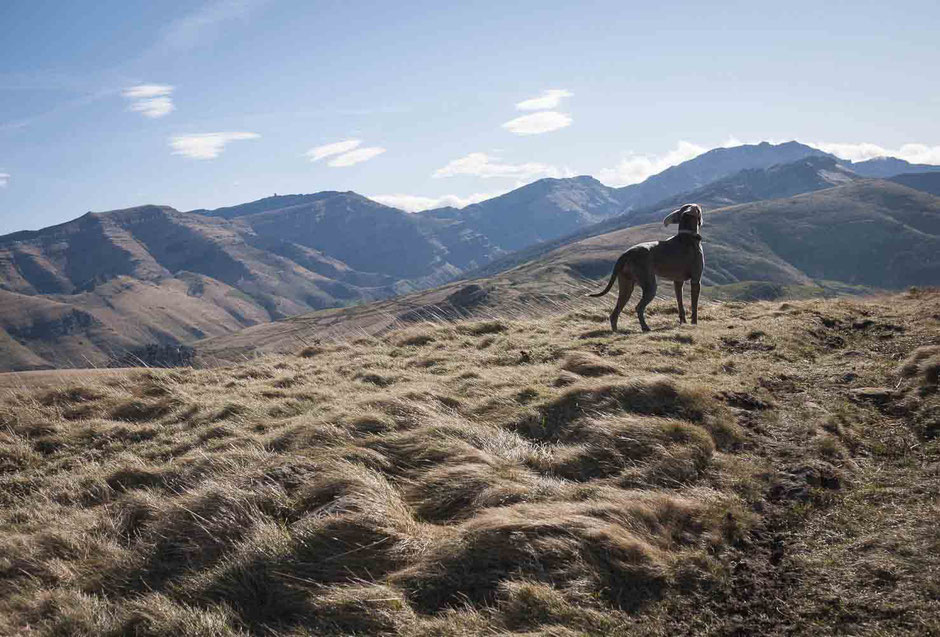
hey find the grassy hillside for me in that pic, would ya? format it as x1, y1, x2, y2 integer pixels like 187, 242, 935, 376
1, 290, 937, 635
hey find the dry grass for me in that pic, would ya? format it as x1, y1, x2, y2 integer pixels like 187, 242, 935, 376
1, 291, 938, 635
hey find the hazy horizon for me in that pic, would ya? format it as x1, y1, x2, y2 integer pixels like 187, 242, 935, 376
2, 0, 939, 235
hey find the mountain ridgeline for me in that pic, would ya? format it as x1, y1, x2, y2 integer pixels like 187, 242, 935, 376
1, 141, 939, 370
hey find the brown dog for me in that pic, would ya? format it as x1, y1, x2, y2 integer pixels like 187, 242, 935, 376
589, 204, 704, 332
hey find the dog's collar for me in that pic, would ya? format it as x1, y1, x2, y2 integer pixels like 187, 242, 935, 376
678, 229, 702, 241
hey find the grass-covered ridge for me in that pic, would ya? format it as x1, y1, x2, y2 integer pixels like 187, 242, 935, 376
1, 291, 938, 635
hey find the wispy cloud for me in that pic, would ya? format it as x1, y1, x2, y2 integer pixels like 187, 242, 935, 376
0, 173, 9, 188
306, 139, 362, 162
370, 191, 506, 212
808, 141, 940, 164
157, 0, 261, 53
597, 141, 708, 187
502, 111, 572, 135
169, 132, 260, 159
123, 84, 175, 118
434, 152, 563, 180
306, 139, 385, 167
328, 146, 386, 167
515, 89, 573, 111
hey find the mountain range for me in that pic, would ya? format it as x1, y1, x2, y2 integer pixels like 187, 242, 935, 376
2, 141, 939, 370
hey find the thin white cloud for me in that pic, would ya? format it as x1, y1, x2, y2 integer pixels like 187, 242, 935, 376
502, 111, 572, 135
808, 141, 940, 164
515, 89, 573, 111
433, 152, 563, 180
597, 141, 708, 187
0, 173, 9, 188
370, 191, 506, 212
169, 132, 260, 159
122, 84, 172, 99
306, 139, 362, 162
158, 0, 260, 53
123, 84, 175, 118
328, 146, 386, 167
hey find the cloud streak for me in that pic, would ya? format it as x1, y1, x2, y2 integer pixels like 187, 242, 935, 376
169, 132, 260, 159
502, 111, 572, 135
434, 152, 563, 180
123, 84, 175, 118
370, 191, 506, 212
0, 173, 9, 188
515, 89, 573, 111
808, 141, 940, 165
307, 139, 385, 167
328, 146, 386, 167
306, 139, 362, 162
597, 141, 708, 187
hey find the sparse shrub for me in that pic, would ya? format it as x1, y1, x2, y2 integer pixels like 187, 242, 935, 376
298, 345, 324, 358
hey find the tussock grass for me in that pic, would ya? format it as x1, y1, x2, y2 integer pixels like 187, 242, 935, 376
561, 351, 622, 377
2, 292, 937, 635
898, 345, 940, 388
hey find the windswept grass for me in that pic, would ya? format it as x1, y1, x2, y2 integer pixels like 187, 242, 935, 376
1, 291, 938, 635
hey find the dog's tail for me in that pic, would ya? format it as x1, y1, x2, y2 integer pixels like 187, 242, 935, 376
587, 253, 628, 298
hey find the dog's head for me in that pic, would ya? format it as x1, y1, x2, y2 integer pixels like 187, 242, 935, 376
663, 203, 703, 235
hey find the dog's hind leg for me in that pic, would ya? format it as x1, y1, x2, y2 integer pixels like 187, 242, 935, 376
610, 272, 635, 332
690, 280, 700, 325
636, 278, 657, 332
674, 280, 686, 324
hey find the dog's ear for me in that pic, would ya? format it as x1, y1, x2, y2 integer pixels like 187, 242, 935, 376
663, 205, 686, 226
663, 206, 685, 226
691, 204, 703, 226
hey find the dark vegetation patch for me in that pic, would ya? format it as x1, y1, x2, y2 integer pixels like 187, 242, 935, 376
456, 320, 508, 336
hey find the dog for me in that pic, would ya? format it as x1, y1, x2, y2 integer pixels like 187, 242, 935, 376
589, 203, 704, 332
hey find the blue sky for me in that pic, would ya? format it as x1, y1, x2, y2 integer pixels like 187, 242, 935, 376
2, 0, 939, 234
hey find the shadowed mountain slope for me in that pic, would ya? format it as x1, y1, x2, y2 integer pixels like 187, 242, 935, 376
613, 141, 830, 211
540, 180, 940, 290
466, 155, 865, 280
424, 176, 625, 251
848, 156, 940, 178
889, 172, 940, 197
